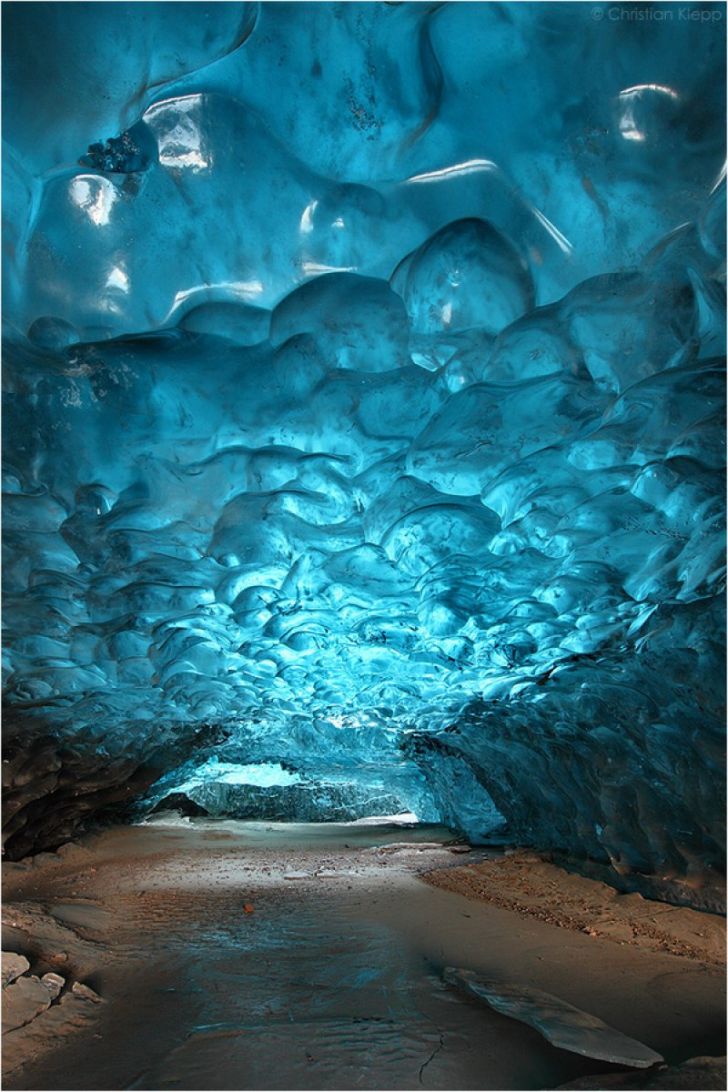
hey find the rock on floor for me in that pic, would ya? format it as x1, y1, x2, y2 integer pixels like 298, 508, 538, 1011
2, 953, 30, 988
2, 974, 57, 1033
557, 1054, 727, 1089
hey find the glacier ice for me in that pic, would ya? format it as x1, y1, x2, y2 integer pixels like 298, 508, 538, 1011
391, 219, 534, 337
443, 969, 664, 1067
1, 1, 725, 898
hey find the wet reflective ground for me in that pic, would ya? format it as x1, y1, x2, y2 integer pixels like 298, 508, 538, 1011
4, 822, 723, 1090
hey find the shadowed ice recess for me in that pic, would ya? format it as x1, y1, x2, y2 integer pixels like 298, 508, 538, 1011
2, 2, 725, 899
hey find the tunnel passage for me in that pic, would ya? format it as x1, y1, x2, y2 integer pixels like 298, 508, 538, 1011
2, 2, 725, 906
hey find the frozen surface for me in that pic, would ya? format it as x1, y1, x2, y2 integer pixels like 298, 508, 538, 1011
443, 968, 664, 1067
10, 823, 722, 1091
1, 3, 725, 888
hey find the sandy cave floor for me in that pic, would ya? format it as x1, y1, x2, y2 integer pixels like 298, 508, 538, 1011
1, 819, 725, 1091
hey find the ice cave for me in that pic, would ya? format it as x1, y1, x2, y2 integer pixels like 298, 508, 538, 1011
1, 2, 726, 1090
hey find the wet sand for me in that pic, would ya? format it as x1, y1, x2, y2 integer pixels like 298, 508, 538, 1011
421, 851, 726, 965
2, 820, 725, 1090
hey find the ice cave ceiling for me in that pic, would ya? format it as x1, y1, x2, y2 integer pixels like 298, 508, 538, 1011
1, 1, 725, 896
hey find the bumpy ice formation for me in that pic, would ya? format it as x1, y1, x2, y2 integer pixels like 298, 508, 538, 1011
2, 2, 725, 902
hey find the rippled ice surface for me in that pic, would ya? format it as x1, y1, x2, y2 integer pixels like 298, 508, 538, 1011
2, 2, 725, 886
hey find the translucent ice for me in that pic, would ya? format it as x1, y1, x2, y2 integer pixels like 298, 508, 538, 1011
391, 219, 534, 337
443, 969, 664, 1067
1, 2, 725, 894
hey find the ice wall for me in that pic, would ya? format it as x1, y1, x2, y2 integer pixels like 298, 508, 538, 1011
2, 2, 725, 899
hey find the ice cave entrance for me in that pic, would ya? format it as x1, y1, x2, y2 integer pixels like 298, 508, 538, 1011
142, 754, 507, 842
